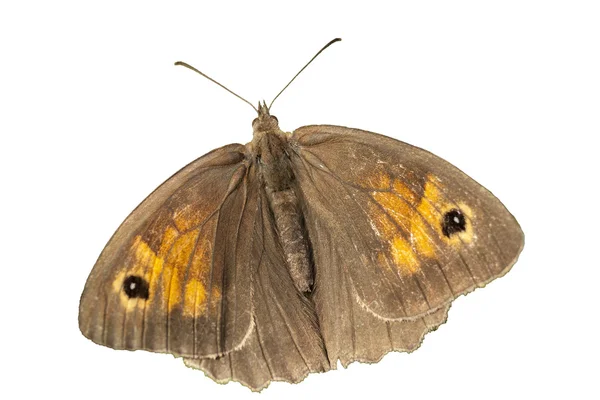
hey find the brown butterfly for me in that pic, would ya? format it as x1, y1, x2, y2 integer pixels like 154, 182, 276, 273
79, 38, 524, 391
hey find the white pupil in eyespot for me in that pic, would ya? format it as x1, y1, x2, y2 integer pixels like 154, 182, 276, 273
453, 216, 460, 224
129, 282, 137, 290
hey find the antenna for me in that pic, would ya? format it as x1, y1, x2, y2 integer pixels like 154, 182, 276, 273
268, 38, 341, 110
174, 61, 258, 113
175, 38, 342, 114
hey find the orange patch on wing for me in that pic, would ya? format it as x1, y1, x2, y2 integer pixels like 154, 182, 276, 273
391, 236, 420, 274
368, 201, 399, 238
111, 227, 205, 310
369, 179, 424, 274
368, 204, 422, 275
110, 216, 227, 320
165, 216, 218, 316
411, 217, 436, 257
168, 271, 183, 309
157, 225, 179, 257
409, 175, 442, 256
415, 175, 442, 228
182, 246, 212, 316
369, 173, 476, 274
164, 230, 201, 311
372, 191, 412, 229
179, 218, 216, 316
183, 278, 206, 317
392, 179, 419, 204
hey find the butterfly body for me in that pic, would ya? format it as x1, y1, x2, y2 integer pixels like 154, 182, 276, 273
252, 102, 314, 292
80, 101, 523, 390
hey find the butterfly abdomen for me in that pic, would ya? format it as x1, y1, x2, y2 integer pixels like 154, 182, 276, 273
268, 188, 314, 292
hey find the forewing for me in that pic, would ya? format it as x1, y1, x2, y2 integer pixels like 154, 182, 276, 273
290, 125, 524, 320
184, 189, 329, 390
79, 144, 259, 358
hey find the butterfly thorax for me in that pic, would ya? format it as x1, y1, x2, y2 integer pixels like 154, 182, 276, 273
250, 104, 314, 293
250, 102, 293, 192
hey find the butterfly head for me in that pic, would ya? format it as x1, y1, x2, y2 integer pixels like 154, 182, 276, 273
252, 100, 280, 134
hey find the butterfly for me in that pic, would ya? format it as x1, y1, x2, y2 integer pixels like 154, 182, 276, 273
79, 39, 524, 391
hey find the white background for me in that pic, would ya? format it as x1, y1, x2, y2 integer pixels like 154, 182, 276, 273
1, 1, 599, 399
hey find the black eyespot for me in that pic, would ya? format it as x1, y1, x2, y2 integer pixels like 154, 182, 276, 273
122, 275, 149, 299
442, 209, 467, 237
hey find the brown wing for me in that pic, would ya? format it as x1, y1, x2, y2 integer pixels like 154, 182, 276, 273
290, 125, 524, 322
305, 204, 451, 366
183, 189, 330, 391
79, 144, 259, 358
